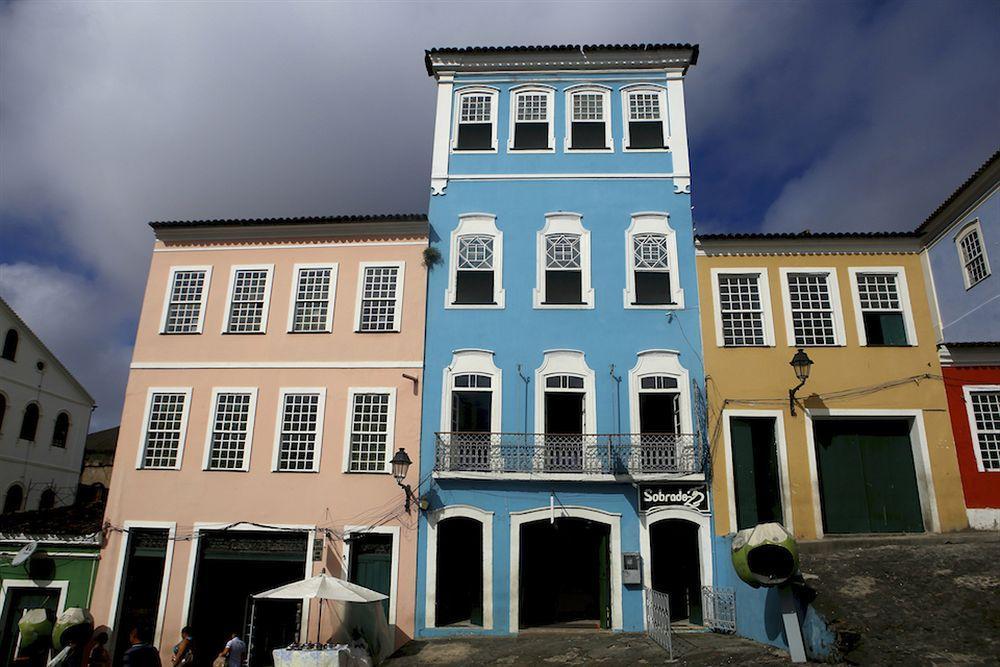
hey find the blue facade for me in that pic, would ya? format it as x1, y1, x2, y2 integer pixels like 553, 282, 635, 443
416, 50, 707, 637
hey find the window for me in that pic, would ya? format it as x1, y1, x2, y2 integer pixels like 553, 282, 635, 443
38, 489, 56, 511
713, 270, 775, 347
622, 86, 668, 150
51, 412, 70, 448
509, 87, 554, 151
849, 268, 916, 347
956, 220, 991, 289
453, 88, 498, 151
780, 269, 845, 347
566, 87, 612, 150
624, 214, 682, 308
346, 390, 395, 473
628, 350, 693, 437
3, 485, 23, 514
535, 350, 597, 435
289, 265, 336, 333
275, 390, 324, 472
205, 389, 257, 471
2, 329, 17, 361
534, 213, 594, 309
448, 214, 504, 308
356, 263, 404, 332
19, 403, 39, 442
161, 267, 210, 334
225, 266, 272, 333
138, 390, 191, 469
966, 387, 1000, 472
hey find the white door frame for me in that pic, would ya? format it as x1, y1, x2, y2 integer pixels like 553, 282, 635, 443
639, 507, 712, 629
343, 525, 401, 626
105, 520, 176, 649
424, 505, 494, 630
0, 579, 70, 657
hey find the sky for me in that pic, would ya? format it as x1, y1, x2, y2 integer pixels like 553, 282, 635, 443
1, 0, 998, 429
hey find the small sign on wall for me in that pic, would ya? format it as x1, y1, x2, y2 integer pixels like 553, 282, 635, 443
638, 483, 710, 514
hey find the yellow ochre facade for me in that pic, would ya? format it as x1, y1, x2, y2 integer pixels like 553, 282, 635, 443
696, 234, 968, 540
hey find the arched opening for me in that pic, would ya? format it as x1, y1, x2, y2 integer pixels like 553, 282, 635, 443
1, 329, 17, 361
435, 517, 484, 627
520, 517, 611, 629
38, 489, 56, 511
19, 403, 40, 441
51, 412, 70, 448
649, 519, 702, 624
0, 393, 6, 433
3, 485, 23, 514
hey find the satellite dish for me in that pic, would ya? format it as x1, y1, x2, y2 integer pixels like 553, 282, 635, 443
11, 542, 38, 567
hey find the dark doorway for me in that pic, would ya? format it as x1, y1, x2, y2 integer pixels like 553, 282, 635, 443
730, 417, 784, 530
520, 518, 610, 629
639, 393, 678, 434
189, 530, 307, 667
544, 390, 584, 472
1, 587, 59, 666
814, 419, 924, 534
349, 533, 393, 621
112, 529, 168, 666
435, 517, 483, 627
451, 376, 492, 471
649, 519, 702, 624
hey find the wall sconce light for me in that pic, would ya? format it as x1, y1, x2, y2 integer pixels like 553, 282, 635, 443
788, 348, 813, 417
390, 448, 425, 513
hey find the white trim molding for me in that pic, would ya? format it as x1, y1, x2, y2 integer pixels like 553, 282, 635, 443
343, 524, 401, 626
221, 263, 275, 334
130, 360, 424, 370
534, 350, 597, 434
620, 84, 669, 153
441, 350, 502, 434
271, 387, 327, 473
286, 263, 338, 333
533, 212, 595, 309
628, 350, 692, 436
710, 267, 776, 347
135, 387, 193, 470
623, 212, 684, 309
563, 84, 613, 152
201, 387, 259, 472
424, 505, 494, 630
354, 261, 406, 333
159, 265, 212, 335
507, 84, 556, 153
846, 266, 918, 347
778, 267, 848, 347
342, 386, 397, 474
962, 384, 1000, 473
451, 86, 500, 154
445, 214, 505, 309
638, 506, 712, 628
106, 520, 177, 649
430, 73, 455, 194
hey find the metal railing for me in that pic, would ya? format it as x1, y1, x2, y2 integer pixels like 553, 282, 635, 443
434, 432, 703, 476
702, 586, 737, 633
645, 588, 673, 658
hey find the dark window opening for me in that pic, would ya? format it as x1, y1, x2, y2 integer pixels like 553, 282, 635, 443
19, 404, 39, 442
1, 330, 17, 361
455, 271, 495, 304
0, 586, 59, 665
634, 272, 672, 305
2, 486, 22, 514
51, 412, 70, 448
112, 528, 168, 666
628, 121, 664, 149
730, 417, 784, 531
436, 517, 484, 627
639, 393, 679, 435
348, 533, 393, 621
0, 394, 6, 433
513, 122, 549, 150
544, 392, 584, 472
640, 376, 678, 390
38, 489, 55, 511
570, 123, 606, 149
545, 271, 582, 304
863, 312, 907, 346
451, 390, 492, 471
456, 123, 492, 150
546, 376, 584, 390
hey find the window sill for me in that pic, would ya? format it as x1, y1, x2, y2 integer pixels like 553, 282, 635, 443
623, 146, 670, 153
451, 148, 497, 155
222, 331, 267, 335
287, 330, 333, 334
159, 331, 203, 336
272, 469, 320, 473
508, 147, 556, 154
861, 343, 914, 348
345, 470, 391, 475
354, 330, 401, 334
534, 302, 595, 310
964, 276, 990, 291
566, 147, 614, 153
203, 468, 250, 473
446, 302, 502, 310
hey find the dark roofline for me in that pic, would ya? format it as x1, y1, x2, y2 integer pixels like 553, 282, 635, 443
915, 148, 1000, 234
940, 341, 1000, 348
425, 42, 699, 77
696, 231, 920, 241
149, 213, 427, 230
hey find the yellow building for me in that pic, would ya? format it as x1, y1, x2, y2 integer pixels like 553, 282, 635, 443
696, 232, 967, 540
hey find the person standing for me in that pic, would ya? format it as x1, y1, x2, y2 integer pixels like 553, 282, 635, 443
122, 624, 161, 667
170, 627, 195, 667
217, 632, 245, 667
81, 626, 111, 667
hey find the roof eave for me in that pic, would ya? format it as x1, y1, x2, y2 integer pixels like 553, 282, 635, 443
152, 218, 429, 244
695, 234, 923, 255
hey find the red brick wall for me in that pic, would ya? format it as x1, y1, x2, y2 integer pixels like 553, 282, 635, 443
944, 366, 1000, 508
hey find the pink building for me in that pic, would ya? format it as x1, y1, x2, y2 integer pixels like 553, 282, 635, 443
89, 215, 428, 664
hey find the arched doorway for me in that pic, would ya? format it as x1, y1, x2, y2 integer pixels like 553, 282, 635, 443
649, 519, 702, 624
435, 517, 483, 627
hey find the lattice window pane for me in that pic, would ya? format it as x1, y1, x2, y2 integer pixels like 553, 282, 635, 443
629, 92, 661, 120
208, 393, 252, 470
227, 269, 269, 333
960, 230, 989, 285
573, 93, 604, 121
359, 266, 400, 332
857, 273, 901, 311
546, 235, 581, 269
293, 268, 332, 332
349, 393, 391, 472
718, 274, 765, 346
517, 93, 548, 121
277, 393, 320, 471
142, 393, 187, 468
460, 95, 491, 123
788, 274, 837, 345
971, 391, 1000, 470
634, 234, 669, 270
165, 270, 206, 333
457, 236, 494, 270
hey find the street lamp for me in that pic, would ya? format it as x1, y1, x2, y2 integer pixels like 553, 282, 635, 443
390, 448, 422, 513
788, 348, 813, 416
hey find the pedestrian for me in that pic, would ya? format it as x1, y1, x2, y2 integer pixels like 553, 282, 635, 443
216, 631, 245, 667
81, 626, 111, 667
122, 623, 161, 667
171, 627, 195, 666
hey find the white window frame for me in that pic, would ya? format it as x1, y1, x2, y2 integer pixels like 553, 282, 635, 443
779, 268, 847, 347
533, 212, 594, 309
534, 349, 597, 435
135, 387, 193, 470
564, 85, 613, 152
286, 263, 338, 333
440, 349, 503, 433
628, 350, 693, 435
445, 214, 505, 309
271, 387, 326, 473
507, 85, 555, 153
623, 212, 683, 309
201, 387, 258, 472
451, 86, 499, 154
159, 266, 212, 334
963, 384, 1000, 473
354, 261, 405, 333
954, 219, 992, 289
711, 268, 776, 347
342, 387, 397, 474
222, 264, 274, 334
621, 84, 669, 152
847, 266, 918, 347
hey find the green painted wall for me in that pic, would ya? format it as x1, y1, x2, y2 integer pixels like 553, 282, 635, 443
0, 545, 100, 610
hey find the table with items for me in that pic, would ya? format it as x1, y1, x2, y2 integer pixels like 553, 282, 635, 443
272, 643, 373, 667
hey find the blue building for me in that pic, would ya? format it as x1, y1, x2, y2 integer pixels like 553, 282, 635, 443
415, 43, 709, 637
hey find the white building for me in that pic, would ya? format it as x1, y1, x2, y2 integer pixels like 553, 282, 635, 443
0, 296, 95, 513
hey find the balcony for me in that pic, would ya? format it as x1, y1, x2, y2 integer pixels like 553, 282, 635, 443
433, 432, 704, 480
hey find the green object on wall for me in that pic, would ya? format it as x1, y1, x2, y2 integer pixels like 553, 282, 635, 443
731, 522, 799, 588
52, 607, 94, 649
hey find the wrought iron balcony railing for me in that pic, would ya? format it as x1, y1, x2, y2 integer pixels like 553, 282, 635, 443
434, 432, 703, 476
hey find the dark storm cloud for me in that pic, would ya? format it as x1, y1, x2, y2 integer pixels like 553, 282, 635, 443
1, 1, 997, 427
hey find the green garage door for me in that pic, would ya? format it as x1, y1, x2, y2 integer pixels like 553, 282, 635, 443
813, 419, 924, 534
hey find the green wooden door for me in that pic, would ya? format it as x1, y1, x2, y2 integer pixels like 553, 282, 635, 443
350, 535, 393, 621
814, 419, 924, 534
730, 417, 784, 530
597, 530, 611, 629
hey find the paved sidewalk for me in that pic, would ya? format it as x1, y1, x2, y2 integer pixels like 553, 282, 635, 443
387, 630, 790, 665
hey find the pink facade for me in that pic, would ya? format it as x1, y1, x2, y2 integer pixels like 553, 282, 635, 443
89, 217, 428, 662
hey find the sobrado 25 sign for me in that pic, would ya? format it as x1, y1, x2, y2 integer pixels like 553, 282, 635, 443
638, 483, 710, 514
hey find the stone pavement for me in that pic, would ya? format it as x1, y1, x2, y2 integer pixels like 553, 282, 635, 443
386, 629, 791, 666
